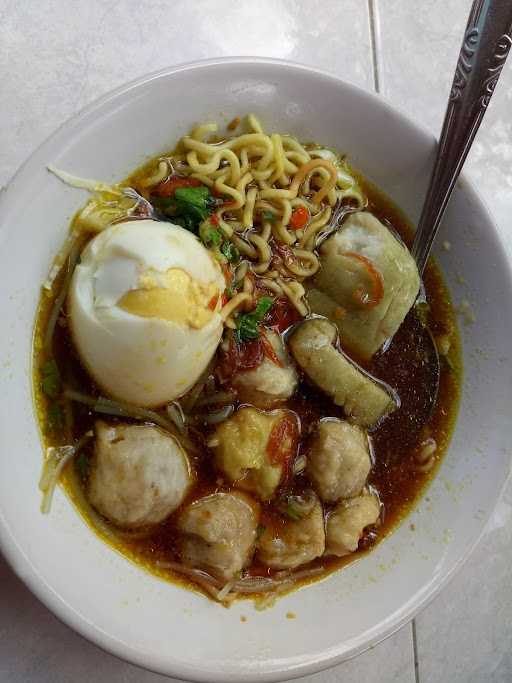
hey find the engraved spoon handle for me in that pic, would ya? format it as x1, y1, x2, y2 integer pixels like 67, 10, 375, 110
411, 0, 512, 275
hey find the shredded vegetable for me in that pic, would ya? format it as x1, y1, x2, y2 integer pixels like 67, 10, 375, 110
155, 561, 325, 605
47, 165, 122, 195
39, 431, 93, 513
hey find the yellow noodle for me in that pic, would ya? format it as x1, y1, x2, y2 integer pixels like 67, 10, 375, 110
260, 222, 272, 241
248, 232, 272, 264
215, 174, 244, 208
286, 249, 320, 278
171, 119, 368, 331
220, 293, 253, 320
187, 150, 222, 175
281, 136, 311, 162
243, 273, 254, 295
191, 122, 218, 141
252, 261, 271, 275
299, 205, 332, 249
272, 219, 296, 246
247, 113, 264, 133
190, 172, 215, 188
270, 134, 286, 184
139, 160, 169, 188
242, 187, 257, 228
235, 261, 249, 281
217, 215, 234, 238
251, 165, 276, 181
275, 278, 308, 315
259, 158, 337, 204
232, 235, 258, 259
259, 278, 283, 295
240, 148, 250, 174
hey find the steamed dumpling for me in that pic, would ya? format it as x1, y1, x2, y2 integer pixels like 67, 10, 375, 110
210, 406, 298, 500
307, 212, 420, 358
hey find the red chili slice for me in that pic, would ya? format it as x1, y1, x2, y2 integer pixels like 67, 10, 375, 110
266, 415, 298, 466
289, 206, 309, 229
208, 294, 219, 311
260, 332, 284, 367
342, 251, 384, 310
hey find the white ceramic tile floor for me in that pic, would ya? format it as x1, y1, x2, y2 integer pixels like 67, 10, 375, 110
0, 0, 511, 681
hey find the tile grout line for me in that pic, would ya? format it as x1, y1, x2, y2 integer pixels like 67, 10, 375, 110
412, 619, 420, 683
367, 0, 381, 93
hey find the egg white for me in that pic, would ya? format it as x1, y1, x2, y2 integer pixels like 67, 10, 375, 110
68, 219, 225, 407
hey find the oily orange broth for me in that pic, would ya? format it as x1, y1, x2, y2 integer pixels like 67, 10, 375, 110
32, 168, 461, 601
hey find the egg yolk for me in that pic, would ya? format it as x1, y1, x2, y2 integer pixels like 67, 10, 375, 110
118, 268, 219, 328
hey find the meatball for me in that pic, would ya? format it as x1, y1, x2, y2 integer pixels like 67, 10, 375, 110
325, 492, 380, 557
307, 419, 371, 502
210, 406, 298, 500
177, 491, 259, 581
257, 493, 325, 570
232, 330, 298, 407
289, 318, 396, 428
87, 421, 192, 529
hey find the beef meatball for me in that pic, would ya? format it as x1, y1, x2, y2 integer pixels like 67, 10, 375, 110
325, 492, 380, 557
307, 419, 371, 502
177, 491, 259, 581
87, 421, 192, 529
257, 492, 325, 570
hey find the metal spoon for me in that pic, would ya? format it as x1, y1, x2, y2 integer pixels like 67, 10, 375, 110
388, 1, 512, 426
412, 0, 512, 274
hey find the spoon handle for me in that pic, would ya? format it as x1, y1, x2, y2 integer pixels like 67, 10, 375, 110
411, 0, 512, 275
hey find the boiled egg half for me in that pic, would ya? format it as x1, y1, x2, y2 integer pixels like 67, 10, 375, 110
68, 219, 225, 406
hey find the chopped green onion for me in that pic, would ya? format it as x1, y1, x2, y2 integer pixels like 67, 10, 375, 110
154, 185, 214, 233
221, 241, 240, 263
199, 222, 222, 247
253, 296, 274, 318
235, 296, 274, 342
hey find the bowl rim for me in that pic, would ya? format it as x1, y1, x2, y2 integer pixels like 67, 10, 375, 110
1, 55, 512, 682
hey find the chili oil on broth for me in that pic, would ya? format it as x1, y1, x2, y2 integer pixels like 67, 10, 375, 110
33, 127, 461, 604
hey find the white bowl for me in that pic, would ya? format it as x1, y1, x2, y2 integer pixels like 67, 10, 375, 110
1, 57, 511, 682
